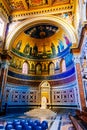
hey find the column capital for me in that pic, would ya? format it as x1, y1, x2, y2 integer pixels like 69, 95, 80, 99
0, 50, 11, 61
74, 55, 81, 63
1, 61, 10, 69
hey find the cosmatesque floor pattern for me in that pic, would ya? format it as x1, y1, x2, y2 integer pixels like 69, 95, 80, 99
0, 108, 75, 130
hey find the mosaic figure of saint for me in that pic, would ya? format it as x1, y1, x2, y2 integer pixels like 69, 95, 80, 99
63, 34, 72, 47
51, 42, 56, 55
33, 44, 38, 56
57, 45, 60, 53
16, 40, 22, 51
58, 39, 64, 52
30, 47, 32, 56
23, 43, 30, 54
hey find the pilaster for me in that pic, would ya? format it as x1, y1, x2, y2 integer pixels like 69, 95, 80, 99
74, 55, 86, 110
0, 50, 11, 112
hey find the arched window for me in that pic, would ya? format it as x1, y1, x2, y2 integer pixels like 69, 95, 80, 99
36, 64, 42, 75
22, 61, 28, 74
49, 62, 55, 75
60, 59, 66, 72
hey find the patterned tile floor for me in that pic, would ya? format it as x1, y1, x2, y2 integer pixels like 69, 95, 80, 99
50, 109, 75, 130
0, 108, 76, 130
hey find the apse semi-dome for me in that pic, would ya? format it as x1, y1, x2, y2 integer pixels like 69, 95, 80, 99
11, 23, 71, 60
7, 19, 77, 110
24, 24, 58, 39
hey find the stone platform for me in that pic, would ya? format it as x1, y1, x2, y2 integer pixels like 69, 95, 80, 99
24, 108, 57, 120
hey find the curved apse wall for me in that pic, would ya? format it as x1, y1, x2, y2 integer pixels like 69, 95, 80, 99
4, 43, 80, 111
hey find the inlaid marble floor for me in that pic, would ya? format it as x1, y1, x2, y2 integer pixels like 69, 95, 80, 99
49, 109, 75, 130
0, 108, 76, 130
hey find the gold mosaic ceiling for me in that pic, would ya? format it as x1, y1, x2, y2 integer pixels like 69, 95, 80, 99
4, 0, 72, 12
0, 0, 75, 22
1, 0, 78, 51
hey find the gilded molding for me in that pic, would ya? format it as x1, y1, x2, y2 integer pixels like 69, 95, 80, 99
0, 0, 10, 17
11, 4, 74, 21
